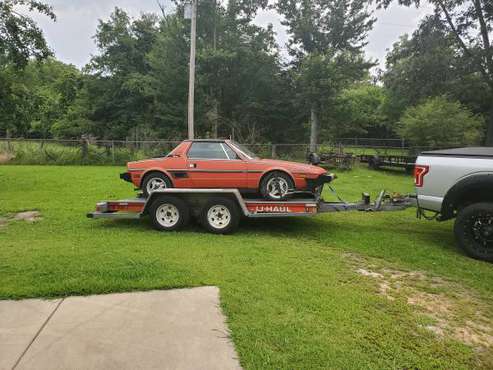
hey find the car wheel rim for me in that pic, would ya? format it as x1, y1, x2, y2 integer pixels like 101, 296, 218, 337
468, 212, 493, 253
207, 205, 231, 229
147, 178, 167, 194
266, 177, 289, 199
156, 204, 180, 228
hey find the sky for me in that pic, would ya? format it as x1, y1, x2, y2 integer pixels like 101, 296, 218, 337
29, 0, 434, 70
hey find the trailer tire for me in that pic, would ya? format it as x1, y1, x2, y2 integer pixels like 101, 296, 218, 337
149, 196, 189, 232
454, 202, 493, 262
368, 156, 380, 170
201, 197, 240, 234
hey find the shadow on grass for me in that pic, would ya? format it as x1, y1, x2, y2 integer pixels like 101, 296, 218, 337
90, 213, 463, 260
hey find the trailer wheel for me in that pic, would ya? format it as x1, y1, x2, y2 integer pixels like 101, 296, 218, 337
368, 156, 380, 170
201, 197, 240, 234
149, 196, 189, 232
454, 202, 493, 262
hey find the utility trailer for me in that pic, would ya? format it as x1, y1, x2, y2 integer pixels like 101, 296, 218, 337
359, 154, 417, 173
87, 189, 416, 234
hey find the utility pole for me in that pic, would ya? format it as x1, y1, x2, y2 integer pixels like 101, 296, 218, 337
187, 0, 197, 140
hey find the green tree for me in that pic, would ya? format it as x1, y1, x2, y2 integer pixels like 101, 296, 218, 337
398, 96, 484, 148
85, 8, 159, 139
275, 0, 375, 151
0, 0, 56, 137
383, 16, 488, 125
378, 0, 493, 145
0, 65, 34, 136
84, 6, 292, 142
0, 58, 81, 138
0, 0, 55, 68
146, 12, 190, 139
330, 83, 390, 138
195, 3, 289, 142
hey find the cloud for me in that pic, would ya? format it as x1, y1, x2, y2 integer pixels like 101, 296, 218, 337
29, 0, 432, 70
29, 0, 174, 68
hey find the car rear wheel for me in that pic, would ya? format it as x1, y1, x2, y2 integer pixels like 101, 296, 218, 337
142, 173, 172, 197
454, 202, 493, 262
260, 171, 294, 200
201, 197, 240, 234
149, 196, 189, 232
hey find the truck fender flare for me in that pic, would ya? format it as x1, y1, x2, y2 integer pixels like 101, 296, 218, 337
441, 173, 493, 220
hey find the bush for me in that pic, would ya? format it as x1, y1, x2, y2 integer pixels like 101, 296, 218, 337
398, 96, 484, 148
0, 140, 175, 165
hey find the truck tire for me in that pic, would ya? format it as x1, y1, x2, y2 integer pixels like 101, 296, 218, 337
454, 202, 493, 262
200, 197, 240, 234
142, 172, 172, 198
149, 196, 189, 232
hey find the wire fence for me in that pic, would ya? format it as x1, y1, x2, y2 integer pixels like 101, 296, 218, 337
0, 137, 424, 166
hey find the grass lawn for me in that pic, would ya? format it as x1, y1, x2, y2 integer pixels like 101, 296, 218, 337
1, 165, 493, 369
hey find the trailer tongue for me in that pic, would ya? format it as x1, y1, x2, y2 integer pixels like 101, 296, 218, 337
88, 188, 415, 234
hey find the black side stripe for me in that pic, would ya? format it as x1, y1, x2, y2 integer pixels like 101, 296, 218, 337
168, 169, 263, 174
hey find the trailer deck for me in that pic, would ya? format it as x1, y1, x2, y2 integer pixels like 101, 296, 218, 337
88, 188, 416, 234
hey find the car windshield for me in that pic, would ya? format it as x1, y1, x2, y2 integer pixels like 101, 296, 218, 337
230, 141, 259, 160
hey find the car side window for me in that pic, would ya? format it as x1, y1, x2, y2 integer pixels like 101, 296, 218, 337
188, 142, 229, 160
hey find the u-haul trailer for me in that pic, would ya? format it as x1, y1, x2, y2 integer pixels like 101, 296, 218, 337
87, 189, 415, 234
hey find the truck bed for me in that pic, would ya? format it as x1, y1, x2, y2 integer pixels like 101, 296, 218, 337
421, 147, 493, 158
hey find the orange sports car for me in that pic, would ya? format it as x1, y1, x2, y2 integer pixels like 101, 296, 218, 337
120, 139, 334, 200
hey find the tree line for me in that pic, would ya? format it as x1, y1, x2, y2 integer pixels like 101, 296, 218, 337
0, 0, 491, 149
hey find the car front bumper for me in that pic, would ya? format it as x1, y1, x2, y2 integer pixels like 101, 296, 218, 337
120, 172, 132, 183
306, 174, 335, 192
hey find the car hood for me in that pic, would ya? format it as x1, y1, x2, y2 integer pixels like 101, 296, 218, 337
251, 158, 326, 174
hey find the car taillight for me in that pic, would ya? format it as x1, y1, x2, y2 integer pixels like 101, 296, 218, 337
414, 165, 429, 187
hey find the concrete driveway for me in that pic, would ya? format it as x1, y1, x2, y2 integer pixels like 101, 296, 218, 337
0, 287, 241, 370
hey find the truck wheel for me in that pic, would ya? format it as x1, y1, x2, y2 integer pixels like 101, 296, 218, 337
201, 197, 240, 234
142, 173, 172, 198
454, 202, 493, 262
260, 171, 294, 200
149, 196, 189, 232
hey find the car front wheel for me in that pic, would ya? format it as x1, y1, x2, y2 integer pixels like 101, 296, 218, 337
142, 173, 172, 197
260, 171, 294, 201
454, 202, 493, 262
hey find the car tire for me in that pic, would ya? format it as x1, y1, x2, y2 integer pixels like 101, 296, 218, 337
260, 171, 294, 201
149, 196, 190, 232
200, 197, 240, 234
454, 202, 493, 262
142, 172, 172, 197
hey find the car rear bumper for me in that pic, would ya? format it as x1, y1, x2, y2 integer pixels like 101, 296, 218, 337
120, 172, 132, 183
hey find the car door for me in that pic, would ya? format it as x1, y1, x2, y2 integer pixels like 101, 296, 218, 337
186, 142, 247, 189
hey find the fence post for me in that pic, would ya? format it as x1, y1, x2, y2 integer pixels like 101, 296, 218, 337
6, 129, 12, 152
271, 144, 277, 158
112, 141, 115, 164
81, 135, 88, 163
